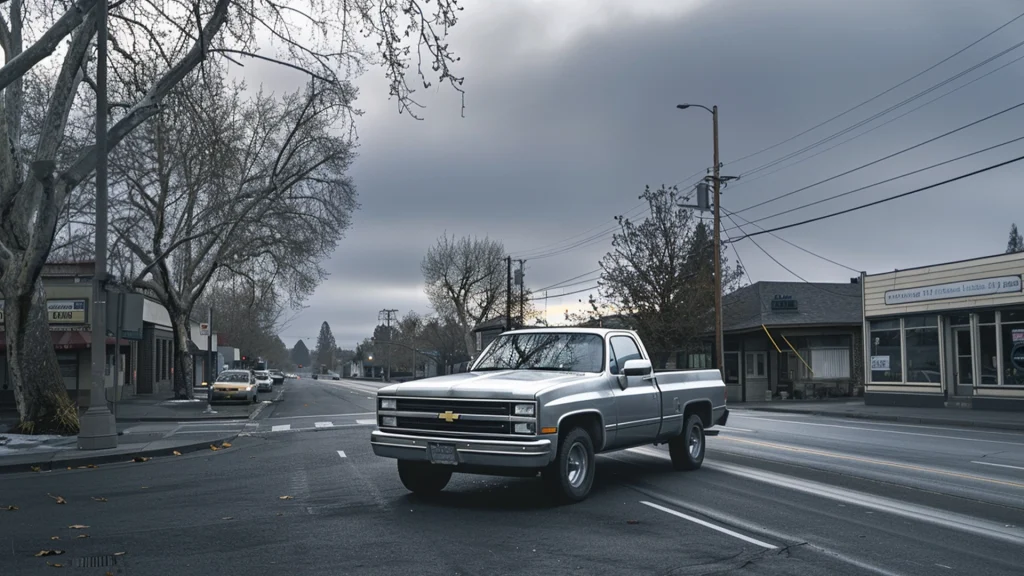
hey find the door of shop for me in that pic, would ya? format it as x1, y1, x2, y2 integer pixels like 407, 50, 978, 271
953, 327, 973, 396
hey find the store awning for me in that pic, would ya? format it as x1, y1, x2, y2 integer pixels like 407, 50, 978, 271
0, 330, 126, 351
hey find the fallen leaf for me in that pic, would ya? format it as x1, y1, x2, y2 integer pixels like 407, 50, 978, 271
50, 536, 59, 541
35, 550, 65, 557
172, 450, 182, 456
132, 456, 150, 463
46, 562, 64, 568
278, 495, 293, 500
113, 552, 126, 556
47, 494, 66, 505
31, 466, 41, 472
220, 442, 232, 448
276, 512, 283, 517
140, 486, 149, 489
76, 534, 89, 539
66, 467, 71, 470
106, 572, 115, 576
91, 497, 108, 503
85, 464, 97, 469
4, 505, 17, 511
209, 445, 219, 451
626, 520, 640, 525
67, 525, 89, 530
221, 516, 233, 520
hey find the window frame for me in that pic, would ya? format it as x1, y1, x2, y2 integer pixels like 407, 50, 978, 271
744, 351, 767, 378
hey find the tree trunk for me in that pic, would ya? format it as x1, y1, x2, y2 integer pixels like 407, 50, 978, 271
1, 275, 79, 434
170, 312, 194, 399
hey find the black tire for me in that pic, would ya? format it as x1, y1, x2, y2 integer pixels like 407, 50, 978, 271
669, 414, 705, 471
542, 427, 596, 503
397, 460, 453, 495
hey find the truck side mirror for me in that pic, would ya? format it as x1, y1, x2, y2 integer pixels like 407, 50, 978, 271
622, 359, 653, 377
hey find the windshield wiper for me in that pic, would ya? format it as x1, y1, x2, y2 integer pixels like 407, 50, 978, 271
471, 367, 509, 372
526, 366, 576, 372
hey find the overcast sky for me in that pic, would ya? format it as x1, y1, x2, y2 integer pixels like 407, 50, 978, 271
272, 0, 1024, 349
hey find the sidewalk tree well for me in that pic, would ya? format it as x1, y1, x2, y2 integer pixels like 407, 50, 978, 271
0, 0, 465, 426
598, 185, 744, 368
421, 234, 507, 357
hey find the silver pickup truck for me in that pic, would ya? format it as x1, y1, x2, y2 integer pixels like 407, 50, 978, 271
370, 327, 728, 503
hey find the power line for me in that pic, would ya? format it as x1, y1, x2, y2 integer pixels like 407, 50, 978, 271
721, 208, 861, 273
731, 100, 1024, 217
726, 133, 1024, 232
727, 153, 1024, 242
511, 202, 647, 259
724, 9, 1024, 170
535, 268, 602, 292
727, 50, 1024, 192
531, 284, 600, 301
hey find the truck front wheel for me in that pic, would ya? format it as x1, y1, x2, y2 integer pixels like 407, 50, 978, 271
669, 414, 705, 471
397, 460, 453, 495
542, 427, 596, 503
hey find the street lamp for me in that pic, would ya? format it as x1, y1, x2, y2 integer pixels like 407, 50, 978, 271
677, 103, 727, 377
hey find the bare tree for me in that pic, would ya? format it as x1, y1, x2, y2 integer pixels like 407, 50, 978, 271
0, 0, 465, 431
599, 186, 744, 368
419, 313, 470, 374
108, 71, 355, 398
422, 233, 506, 357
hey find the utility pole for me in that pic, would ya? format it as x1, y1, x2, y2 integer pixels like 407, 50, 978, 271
79, 0, 117, 450
505, 256, 512, 332
207, 307, 214, 385
676, 104, 736, 376
712, 105, 724, 374
516, 260, 526, 327
378, 309, 398, 382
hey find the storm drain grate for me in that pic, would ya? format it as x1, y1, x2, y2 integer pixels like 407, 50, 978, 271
74, 555, 118, 568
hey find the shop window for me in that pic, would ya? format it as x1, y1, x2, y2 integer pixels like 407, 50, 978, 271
745, 352, 766, 377
978, 311, 996, 325
799, 348, 851, 380
869, 319, 902, 382
948, 313, 970, 327
1000, 311, 1024, 385
905, 315, 940, 383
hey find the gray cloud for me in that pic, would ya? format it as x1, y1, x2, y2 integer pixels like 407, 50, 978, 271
276, 0, 1024, 347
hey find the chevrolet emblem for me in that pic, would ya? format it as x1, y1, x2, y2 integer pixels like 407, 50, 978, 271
438, 411, 460, 423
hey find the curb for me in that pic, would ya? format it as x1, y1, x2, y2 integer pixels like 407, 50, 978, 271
741, 406, 1024, 432
0, 432, 240, 475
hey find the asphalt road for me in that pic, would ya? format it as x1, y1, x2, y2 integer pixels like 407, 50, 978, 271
2, 379, 1022, 575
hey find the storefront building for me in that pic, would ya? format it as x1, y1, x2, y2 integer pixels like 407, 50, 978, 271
862, 251, 1024, 411
709, 281, 864, 403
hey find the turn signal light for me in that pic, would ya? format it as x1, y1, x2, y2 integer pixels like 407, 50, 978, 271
540, 427, 557, 434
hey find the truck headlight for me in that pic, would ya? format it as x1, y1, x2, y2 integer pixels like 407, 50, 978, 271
514, 403, 535, 416
381, 416, 397, 427
380, 398, 397, 410
514, 422, 535, 434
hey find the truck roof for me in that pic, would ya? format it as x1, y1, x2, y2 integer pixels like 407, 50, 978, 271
496, 327, 633, 337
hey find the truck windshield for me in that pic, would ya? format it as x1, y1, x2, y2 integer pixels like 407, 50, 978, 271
472, 332, 604, 373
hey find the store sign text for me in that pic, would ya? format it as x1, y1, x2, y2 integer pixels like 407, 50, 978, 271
0, 299, 87, 324
884, 275, 1022, 305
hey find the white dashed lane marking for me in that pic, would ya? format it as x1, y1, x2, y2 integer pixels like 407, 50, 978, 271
272, 424, 291, 432
337, 451, 347, 459
314, 422, 333, 428
355, 419, 376, 425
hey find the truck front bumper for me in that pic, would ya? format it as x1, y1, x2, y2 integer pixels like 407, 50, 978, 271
370, 430, 553, 468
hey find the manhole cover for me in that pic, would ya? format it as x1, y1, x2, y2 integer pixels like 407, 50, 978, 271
74, 555, 119, 568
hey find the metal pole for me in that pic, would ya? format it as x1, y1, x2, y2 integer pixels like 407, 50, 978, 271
206, 307, 213, 385
712, 105, 724, 375
112, 290, 123, 419
518, 260, 525, 327
506, 256, 512, 331
79, 0, 117, 449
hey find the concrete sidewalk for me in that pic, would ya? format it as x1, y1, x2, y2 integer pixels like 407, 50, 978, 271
110, 389, 266, 422
0, 429, 240, 474
736, 399, 1024, 432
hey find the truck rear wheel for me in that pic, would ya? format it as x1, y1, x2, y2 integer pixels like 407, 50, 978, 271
542, 427, 596, 503
397, 460, 452, 495
669, 414, 705, 471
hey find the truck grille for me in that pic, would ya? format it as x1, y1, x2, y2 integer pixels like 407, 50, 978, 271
380, 397, 533, 438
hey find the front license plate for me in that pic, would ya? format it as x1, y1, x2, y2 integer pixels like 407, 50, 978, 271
427, 442, 458, 465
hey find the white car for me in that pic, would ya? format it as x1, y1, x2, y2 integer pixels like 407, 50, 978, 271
253, 370, 273, 392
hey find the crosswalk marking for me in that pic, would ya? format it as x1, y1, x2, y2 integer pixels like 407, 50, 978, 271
337, 450, 347, 459
314, 422, 333, 428
272, 424, 291, 432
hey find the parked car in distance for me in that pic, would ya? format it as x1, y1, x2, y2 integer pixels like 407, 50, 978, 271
210, 370, 258, 404
253, 370, 273, 392
312, 373, 319, 380
331, 373, 340, 380
371, 327, 728, 503
269, 369, 286, 385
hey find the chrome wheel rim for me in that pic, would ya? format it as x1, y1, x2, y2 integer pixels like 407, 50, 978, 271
566, 442, 588, 488
688, 426, 702, 459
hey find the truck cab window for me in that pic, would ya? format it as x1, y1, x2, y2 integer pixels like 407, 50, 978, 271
609, 336, 642, 374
